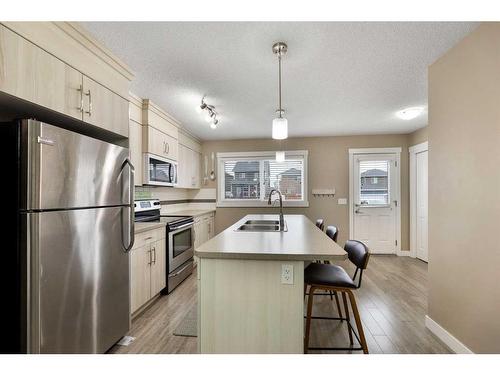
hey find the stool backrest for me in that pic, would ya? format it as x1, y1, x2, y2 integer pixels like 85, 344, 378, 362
315, 219, 325, 231
344, 240, 370, 288
325, 225, 339, 243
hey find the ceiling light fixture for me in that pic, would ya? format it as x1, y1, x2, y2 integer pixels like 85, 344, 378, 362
275, 151, 285, 163
272, 42, 288, 140
198, 96, 220, 129
396, 106, 424, 120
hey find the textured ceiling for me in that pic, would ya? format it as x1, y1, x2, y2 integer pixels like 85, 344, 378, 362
81, 22, 478, 140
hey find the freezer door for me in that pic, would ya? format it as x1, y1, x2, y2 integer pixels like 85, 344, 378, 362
21, 120, 132, 210
26, 207, 130, 353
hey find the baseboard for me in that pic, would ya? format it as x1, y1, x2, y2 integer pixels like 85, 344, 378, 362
397, 249, 411, 257
425, 315, 474, 354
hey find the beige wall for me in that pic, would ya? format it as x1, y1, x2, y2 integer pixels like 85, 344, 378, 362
428, 23, 500, 353
202, 134, 413, 250
408, 126, 428, 147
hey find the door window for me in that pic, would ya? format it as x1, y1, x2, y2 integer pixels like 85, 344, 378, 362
358, 160, 390, 205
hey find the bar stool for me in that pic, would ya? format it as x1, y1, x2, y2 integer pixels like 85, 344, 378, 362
304, 240, 370, 354
315, 219, 325, 231
307, 225, 343, 319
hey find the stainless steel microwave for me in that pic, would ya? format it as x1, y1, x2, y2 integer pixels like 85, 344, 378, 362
144, 153, 178, 186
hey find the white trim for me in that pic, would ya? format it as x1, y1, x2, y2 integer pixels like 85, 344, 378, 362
348, 147, 402, 155
217, 150, 309, 159
397, 249, 411, 256
216, 150, 309, 208
409, 141, 429, 154
409, 141, 428, 259
425, 315, 474, 354
349, 148, 401, 254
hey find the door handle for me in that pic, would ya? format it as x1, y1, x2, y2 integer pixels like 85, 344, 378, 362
121, 158, 135, 252
147, 249, 152, 266
165, 142, 170, 154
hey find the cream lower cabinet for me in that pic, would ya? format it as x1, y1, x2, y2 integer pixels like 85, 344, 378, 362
131, 229, 166, 314
193, 212, 215, 265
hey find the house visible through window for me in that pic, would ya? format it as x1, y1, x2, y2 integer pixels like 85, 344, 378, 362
359, 160, 390, 205
218, 151, 308, 207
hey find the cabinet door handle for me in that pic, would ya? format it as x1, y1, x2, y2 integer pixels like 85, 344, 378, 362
147, 249, 152, 266
77, 84, 84, 113
152, 246, 156, 264
84, 89, 92, 116
165, 141, 170, 154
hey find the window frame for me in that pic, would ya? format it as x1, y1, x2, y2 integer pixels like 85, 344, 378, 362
216, 150, 309, 207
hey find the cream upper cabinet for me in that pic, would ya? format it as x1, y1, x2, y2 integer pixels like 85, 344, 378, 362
0, 24, 83, 121
177, 134, 201, 189
0, 24, 131, 138
129, 120, 143, 186
143, 125, 178, 161
82, 75, 129, 137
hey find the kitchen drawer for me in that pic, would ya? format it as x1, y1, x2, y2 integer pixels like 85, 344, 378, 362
133, 227, 165, 250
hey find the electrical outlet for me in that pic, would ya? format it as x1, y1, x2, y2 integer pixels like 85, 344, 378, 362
281, 264, 294, 285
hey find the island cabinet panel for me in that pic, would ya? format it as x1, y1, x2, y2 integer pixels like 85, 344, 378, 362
198, 258, 304, 354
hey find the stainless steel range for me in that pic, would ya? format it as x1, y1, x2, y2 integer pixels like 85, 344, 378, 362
134, 200, 194, 293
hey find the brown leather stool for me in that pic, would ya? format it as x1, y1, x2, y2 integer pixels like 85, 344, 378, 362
315, 219, 325, 231
304, 240, 370, 354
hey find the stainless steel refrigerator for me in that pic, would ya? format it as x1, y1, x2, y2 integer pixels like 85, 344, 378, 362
1, 119, 134, 353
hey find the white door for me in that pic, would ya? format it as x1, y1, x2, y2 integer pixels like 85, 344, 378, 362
352, 154, 399, 254
415, 150, 428, 262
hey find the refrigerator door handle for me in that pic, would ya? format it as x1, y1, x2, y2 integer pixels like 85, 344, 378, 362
121, 158, 135, 252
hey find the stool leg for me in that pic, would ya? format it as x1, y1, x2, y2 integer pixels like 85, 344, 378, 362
347, 290, 369, 354
304, 286, 316, 354
341, 291, 354, 347
334, 292, 343, 319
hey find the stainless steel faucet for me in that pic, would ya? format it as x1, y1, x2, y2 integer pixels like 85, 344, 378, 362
268, 189, 285, 230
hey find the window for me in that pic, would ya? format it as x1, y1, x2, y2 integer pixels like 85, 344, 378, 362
359, 160, 390, 205
217, 150, 308, 207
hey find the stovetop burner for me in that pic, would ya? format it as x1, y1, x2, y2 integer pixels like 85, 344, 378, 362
134, 199, 194, 229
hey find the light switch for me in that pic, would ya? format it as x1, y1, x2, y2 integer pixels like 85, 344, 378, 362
338, 198, 348, 205
281, 264, 294, 285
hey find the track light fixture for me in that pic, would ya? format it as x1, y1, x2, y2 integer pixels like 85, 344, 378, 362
197, 96, 220, 129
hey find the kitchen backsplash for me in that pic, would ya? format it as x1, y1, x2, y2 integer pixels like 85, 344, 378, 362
134, 187, 216, 211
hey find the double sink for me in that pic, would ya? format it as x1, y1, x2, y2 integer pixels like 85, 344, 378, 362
236, 219, 288, 232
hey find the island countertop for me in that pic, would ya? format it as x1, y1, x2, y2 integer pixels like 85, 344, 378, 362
195, 214, 347, 261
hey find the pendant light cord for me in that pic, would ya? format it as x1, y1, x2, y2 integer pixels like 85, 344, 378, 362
278, 53, 282, 118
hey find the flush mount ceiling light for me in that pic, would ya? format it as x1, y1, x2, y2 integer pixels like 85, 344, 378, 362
197, 96, 220, 129
396, 106, 424, 120
272, 42, 288, 140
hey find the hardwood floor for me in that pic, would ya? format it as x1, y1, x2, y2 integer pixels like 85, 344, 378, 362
109, 256, 451, 354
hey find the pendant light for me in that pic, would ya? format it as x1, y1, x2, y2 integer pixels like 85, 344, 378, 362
272, 42, 288, 140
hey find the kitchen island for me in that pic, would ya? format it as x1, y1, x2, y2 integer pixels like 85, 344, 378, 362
195, 214, 346, 354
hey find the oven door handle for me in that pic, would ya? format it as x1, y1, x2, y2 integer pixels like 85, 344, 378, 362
170, 222, 194, 232
168, 263, 191, 278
